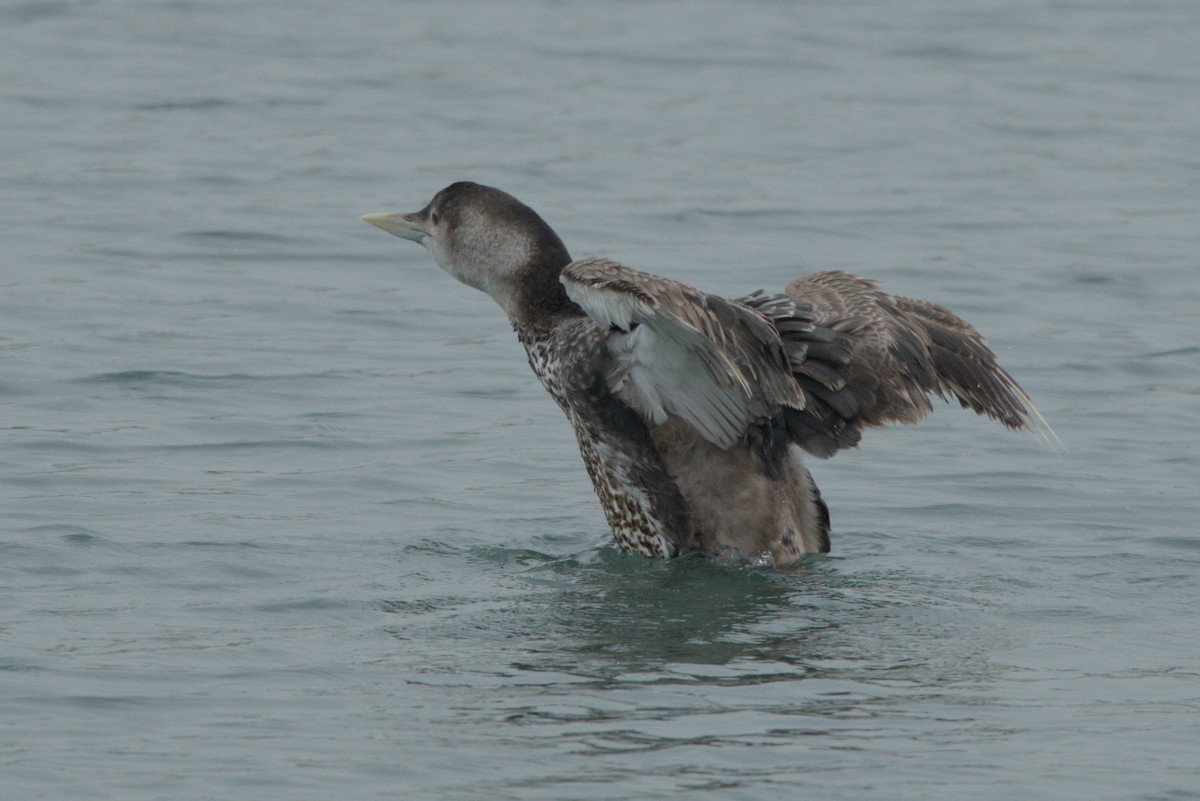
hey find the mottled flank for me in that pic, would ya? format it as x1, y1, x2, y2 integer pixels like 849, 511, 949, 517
520, 322, 694, 559
364, 182, 1048, 564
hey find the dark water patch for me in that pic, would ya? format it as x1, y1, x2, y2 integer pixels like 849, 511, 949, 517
1140, 345, 1200, 360
0, 1, 71, 23
132, 98, 235, 112
467, 545, 568, 569
150, 438, 334, 453
15, 564, 85, 578
76, 370, 345, 391
61, 530, 104, 547
61, 695, 159, 711
374, 597, 461, 616
208, 561, 278, 581
396, 536, 470, 556
258, 95, 330, 108
254, 597, 356, 614
179, 229, 292, 245
86, 245, 340, 264
79, 370, 247, 388
986, 122, 1107, 140
187, 173, 254, 187
1147, 535, 1200, 553
890, 43, 1022, 63
16, 524, 113, 545
167, 539, 269, 550
535, 45, 831, 73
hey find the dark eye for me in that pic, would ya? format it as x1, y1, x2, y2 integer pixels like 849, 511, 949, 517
430, 209, 440, 225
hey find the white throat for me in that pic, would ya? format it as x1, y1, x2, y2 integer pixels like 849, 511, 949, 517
426, 236, 527, 321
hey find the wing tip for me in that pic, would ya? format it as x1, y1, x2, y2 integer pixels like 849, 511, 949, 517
1008, 381, 1064, 455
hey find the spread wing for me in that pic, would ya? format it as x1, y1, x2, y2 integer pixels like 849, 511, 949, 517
562, 261, 1051, 458
774, 271, 1054, 457
560, 258, 804, 449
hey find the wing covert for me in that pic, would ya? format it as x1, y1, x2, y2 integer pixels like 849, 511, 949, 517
561, 258, 803, 449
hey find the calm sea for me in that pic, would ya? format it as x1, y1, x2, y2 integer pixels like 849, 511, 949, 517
3, 1, 1198, 799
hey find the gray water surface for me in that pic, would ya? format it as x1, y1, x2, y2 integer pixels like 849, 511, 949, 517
3, 1, 1199, 799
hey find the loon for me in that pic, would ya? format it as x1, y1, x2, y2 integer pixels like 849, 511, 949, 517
363, 181, 1049, 565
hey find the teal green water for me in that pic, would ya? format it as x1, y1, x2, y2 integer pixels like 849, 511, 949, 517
3, 1, 1199, 799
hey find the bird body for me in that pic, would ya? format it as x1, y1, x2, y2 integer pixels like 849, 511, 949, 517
363, 182, 1046, 565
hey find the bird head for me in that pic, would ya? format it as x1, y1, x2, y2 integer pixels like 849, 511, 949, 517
363, 182, 572, 323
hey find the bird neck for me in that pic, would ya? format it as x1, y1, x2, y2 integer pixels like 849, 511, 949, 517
507, 251, 585, 332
